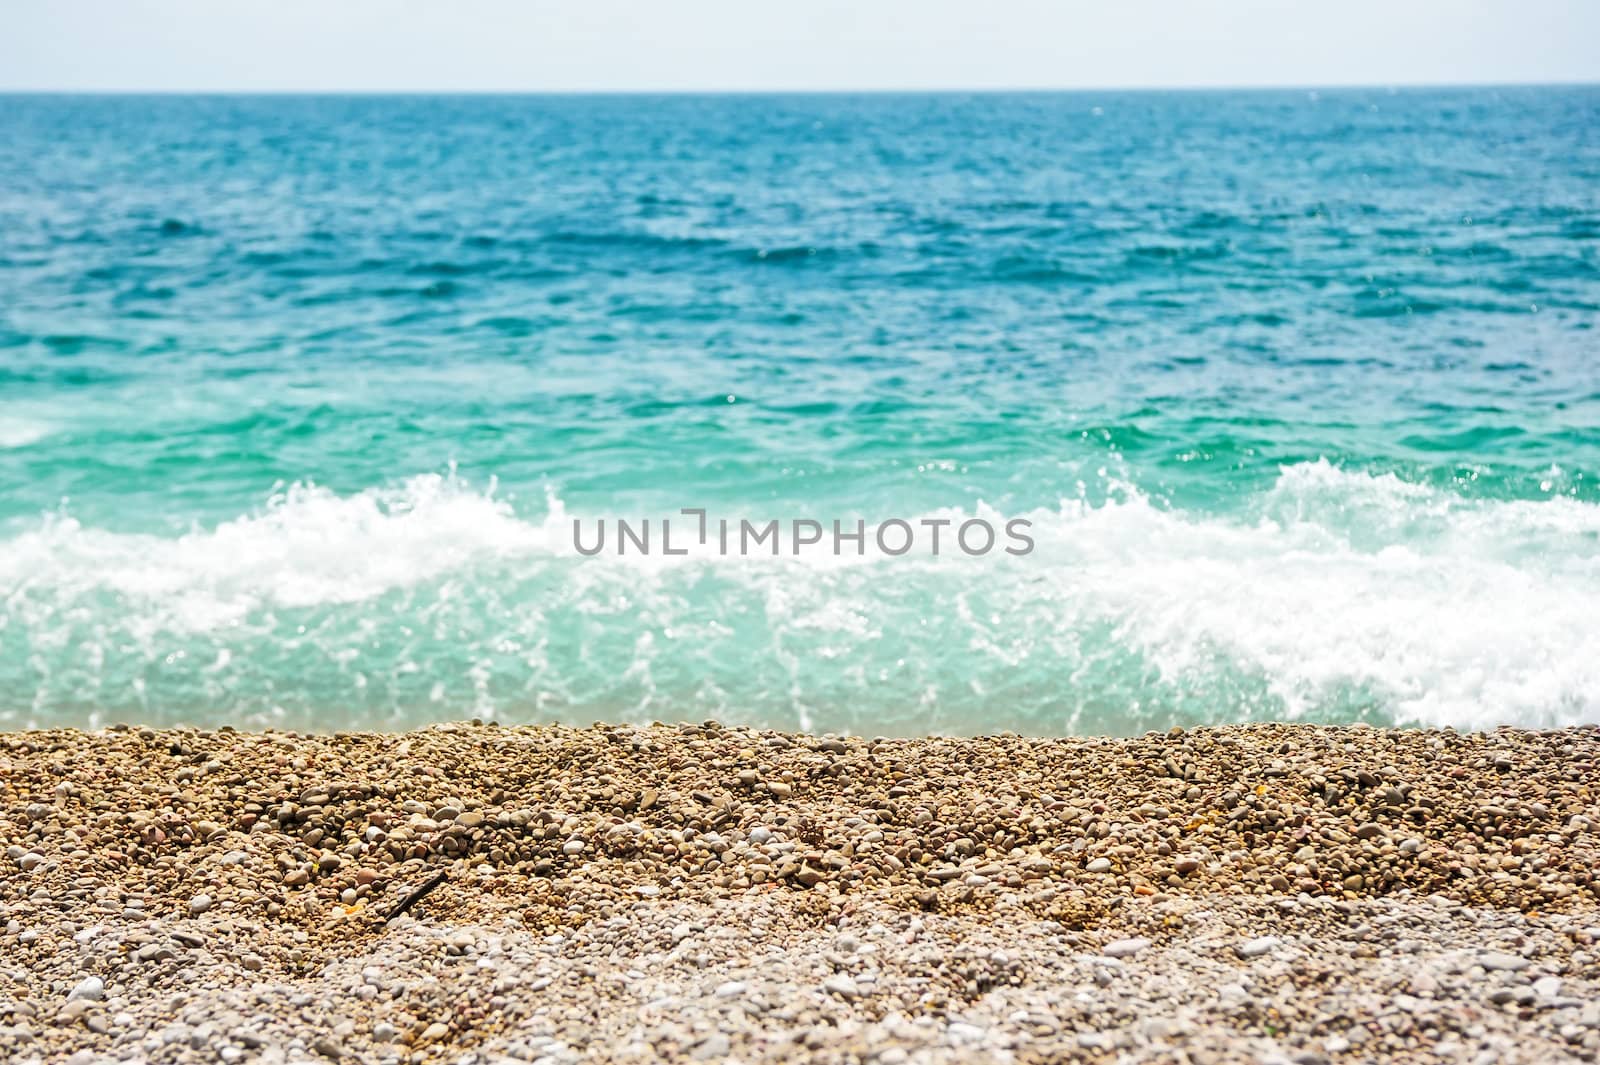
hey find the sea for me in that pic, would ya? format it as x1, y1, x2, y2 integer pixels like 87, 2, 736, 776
1, 88, 1597, 735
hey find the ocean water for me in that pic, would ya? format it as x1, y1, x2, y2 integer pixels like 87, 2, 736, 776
1, 88, 1598, 735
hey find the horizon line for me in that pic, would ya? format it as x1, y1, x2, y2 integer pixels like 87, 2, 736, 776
2, 78, 1596, 97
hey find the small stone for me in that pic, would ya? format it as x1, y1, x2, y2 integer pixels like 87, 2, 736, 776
563, 839, 586, 856
714, 980, 747, 998
57, 1000, 94, 1025
188, 893, 213, 915
794, 864, 827, 886
1102, 937, 1150, 958
1533, 976, 1563, 998
1174, 857, 1201, 876
1479, 951, 1530, 972
692, 1033, 731, 1059
18, 852, 45, 872
1086, 857, 1113, 873
823, 974, 860, 998
68, 976, 104, 1002
947, 1022, 987, 1045
1235, 936, 1279, 959
419, 1021, 450, 1043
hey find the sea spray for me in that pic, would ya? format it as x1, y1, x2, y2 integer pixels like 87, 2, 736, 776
2, 465, 1596, 733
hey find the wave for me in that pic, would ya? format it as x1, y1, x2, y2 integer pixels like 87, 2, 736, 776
0, 475, 553, 630
1, 464, 1596, 733
0, 417, 54, 449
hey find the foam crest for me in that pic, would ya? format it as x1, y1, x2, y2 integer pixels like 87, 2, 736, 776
1, 464, 1596, 732
1021, 468, 1600, 730
0, 417, 53, 449
0, 475, 559, 631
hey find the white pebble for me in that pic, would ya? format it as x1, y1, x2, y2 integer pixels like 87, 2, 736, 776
1102, 937, 1150, 958
68, 975, 105, 1001
823, 974, 859, 998
1479, 951, 1530, 972
1235, 936, 1279, 959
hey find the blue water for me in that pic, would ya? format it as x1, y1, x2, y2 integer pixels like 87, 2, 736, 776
1, 88, 1598, 734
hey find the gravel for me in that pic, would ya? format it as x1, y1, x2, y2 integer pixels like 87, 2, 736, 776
1, 720, 1598, 1063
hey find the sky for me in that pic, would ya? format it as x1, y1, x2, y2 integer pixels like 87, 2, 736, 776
2, 0, 1597, 92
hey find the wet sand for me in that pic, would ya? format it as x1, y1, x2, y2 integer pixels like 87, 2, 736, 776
2, 721, 1598, 1063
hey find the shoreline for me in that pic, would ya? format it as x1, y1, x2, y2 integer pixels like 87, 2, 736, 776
3, 721, 1598, 1063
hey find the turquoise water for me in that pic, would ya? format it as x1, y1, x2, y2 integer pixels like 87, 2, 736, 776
1, 88, 1598, 734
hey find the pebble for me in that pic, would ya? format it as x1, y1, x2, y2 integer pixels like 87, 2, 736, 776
57, 999, 94, 1025
822, 974, 860, 998
1480, 951, 1531, 972
67, 976, 104, 1002
692, 1033, 731, 1059
1102, 938, 1151, 958
1235, 936, 1279, 959
188, 893, 213, 915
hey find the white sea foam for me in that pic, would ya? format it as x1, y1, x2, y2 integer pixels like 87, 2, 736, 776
0, 417, 53, 449
1021, 462, 1600, 730
0, 475, 556, 632
1, 463, 1596, 731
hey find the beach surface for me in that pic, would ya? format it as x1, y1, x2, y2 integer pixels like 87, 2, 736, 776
3, 721, 1599, 1064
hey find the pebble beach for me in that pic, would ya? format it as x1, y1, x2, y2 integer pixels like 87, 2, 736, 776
3, 721, 1599, 1065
